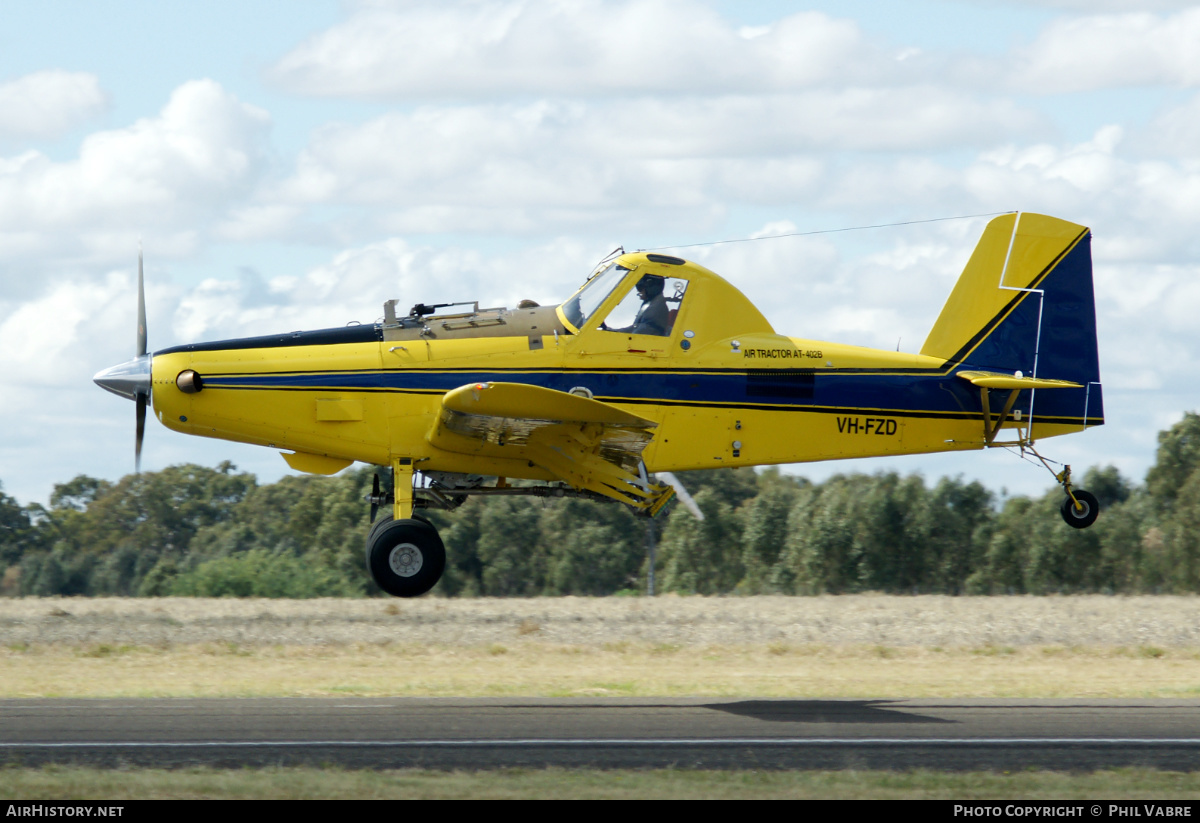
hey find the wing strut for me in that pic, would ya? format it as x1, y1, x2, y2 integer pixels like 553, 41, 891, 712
980, 387, 1022, 446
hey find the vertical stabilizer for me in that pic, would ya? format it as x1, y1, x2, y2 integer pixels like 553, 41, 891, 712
921, 212, 1103, 429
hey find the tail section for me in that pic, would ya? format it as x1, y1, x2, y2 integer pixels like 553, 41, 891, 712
921, 212, 1103, 432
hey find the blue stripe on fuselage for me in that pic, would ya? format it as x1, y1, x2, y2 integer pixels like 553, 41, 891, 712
199, 367, 1096, 423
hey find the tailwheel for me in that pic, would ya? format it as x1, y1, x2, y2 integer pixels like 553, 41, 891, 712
366, 518, 446, 597
1051, 464, 1100, 529
1060, 489, 1100, 529
1018, 445, 1102, 530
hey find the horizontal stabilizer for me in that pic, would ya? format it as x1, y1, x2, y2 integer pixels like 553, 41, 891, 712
957, 371, 1082, 390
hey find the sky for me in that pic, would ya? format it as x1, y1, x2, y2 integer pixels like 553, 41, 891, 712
2, 0, 1200, 507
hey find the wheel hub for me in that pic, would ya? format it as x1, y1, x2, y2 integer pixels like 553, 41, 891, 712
388, 543, 424, 577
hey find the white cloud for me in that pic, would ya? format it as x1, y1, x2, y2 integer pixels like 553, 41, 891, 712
992, 1, 1199, 10
268, 0, 889, 99
168, 235, 608, 345
0, 270, 152, 432
1012, 8, 1200, 92
0, 266, 185, 504
214, 204, 304, 242
1136, 91, 1200, 158
0, 80, 270, 274
0, 71, 107, 140
953, 127, 1200, 267
264, 89, 1041, 242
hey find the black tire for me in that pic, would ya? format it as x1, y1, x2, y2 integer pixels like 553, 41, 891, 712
366, 513, 394, 547
366, 512, 431, 546
366, 518, 446, 597
1060, 489, 1100, 529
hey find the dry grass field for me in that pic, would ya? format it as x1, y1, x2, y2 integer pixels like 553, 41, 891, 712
3, 594, 1200, 698
4, 766, 1200, 800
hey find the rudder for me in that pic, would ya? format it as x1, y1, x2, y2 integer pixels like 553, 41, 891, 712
921, 212, 1103, 431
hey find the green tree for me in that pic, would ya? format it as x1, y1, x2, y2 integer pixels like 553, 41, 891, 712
965, 494, 1034, 594
434, 498, 485, 596
738, 471, 804, 593
476, 497, 546, 596
1160, 469, 1200, 592
49, 476, 112, 512
170, 549, 359, 597
0, 481, 46, 570
1147, 412, 1200, 514
668, 468, 760, 511
657, 487, 745, 594
1094, 492, 1151, 593
185, 467, 375, 590
1085, 465, 1133, 510
852, 473, 927, 592
795, 477, 862, 593
540, 499, 645, 595
920, 476, 993, 594
22, 464, 257, 595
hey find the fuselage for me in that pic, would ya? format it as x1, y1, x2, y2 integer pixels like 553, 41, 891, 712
143, 252, 1097, 480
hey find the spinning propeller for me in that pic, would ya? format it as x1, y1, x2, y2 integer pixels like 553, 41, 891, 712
93, 249, 153, 472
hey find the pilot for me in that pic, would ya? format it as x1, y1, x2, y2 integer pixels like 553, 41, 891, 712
615, 274, 669, 336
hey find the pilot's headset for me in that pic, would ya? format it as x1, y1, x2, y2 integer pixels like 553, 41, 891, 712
635, 275, 665, 301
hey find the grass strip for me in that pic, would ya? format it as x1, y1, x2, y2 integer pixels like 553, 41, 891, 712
4, 642, 1200, 698
2, 766, 1200, 800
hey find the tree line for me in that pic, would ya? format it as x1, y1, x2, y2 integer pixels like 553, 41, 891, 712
4, 412, 1200, 598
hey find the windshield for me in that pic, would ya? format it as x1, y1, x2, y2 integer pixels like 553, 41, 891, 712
559, 263, 630, 330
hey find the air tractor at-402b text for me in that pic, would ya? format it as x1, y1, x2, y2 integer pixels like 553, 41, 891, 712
95, 212, 1105, 597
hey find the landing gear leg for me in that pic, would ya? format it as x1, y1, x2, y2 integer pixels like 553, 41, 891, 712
392, 457, 414, 521
365, 458, 446, 597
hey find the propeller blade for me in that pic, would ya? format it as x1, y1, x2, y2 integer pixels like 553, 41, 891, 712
135, 393, 146, 473
136, 246, 147, 357
656, 471, 705, 521
369, 473, 381, 523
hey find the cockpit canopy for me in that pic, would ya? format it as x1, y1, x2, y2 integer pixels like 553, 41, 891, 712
382, 252, 773, 347
557, 253, 773, 344
559, 263, 689, 338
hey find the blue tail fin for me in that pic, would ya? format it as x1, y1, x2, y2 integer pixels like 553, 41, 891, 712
921, 212, 1103, 431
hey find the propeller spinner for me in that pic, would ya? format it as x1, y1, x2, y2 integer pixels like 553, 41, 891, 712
93, 249, 152, 471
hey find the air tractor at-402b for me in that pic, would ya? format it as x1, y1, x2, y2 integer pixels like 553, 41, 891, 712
95, 212, 1104, 597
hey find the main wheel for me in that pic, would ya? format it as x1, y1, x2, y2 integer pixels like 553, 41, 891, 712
366, 518, 446, 597
1060, 489, 1100, 529
366, 512, 432, 547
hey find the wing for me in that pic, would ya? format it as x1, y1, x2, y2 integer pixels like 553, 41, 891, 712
428, 382, 673, 513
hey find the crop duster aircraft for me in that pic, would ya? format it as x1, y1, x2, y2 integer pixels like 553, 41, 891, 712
94, 212, 1104, 597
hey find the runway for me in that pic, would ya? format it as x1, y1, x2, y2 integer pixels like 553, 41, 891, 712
3, 698, 1200, 770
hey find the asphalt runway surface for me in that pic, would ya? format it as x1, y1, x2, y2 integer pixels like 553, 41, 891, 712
3, 698, 1200, 771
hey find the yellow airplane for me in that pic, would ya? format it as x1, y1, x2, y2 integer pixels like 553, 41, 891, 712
95, 211, 1104, 597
